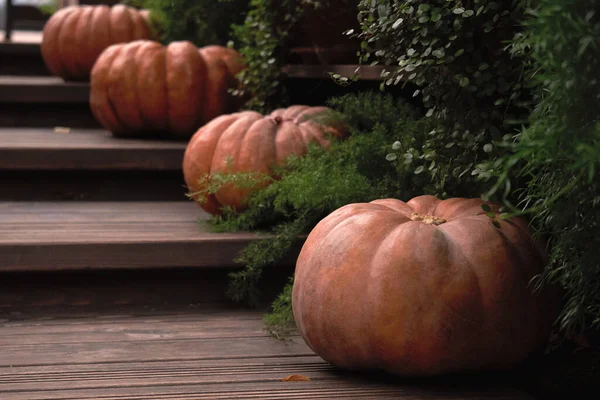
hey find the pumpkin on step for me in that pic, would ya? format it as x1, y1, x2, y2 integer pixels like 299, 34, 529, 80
41, 5, 154, 81
292, 195, 560, 376
90, 41, 244, 139
183, 106, 348, 214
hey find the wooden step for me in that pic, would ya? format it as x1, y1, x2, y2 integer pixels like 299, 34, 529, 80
0, 128, 187, 170
0, 201, 299, 272
0, 67, 392, 128
0, 76, 89, 103
0, 202, 286, 271
0, 34, 47, 76
0, 75, 96, 128
0, 128, 189, 201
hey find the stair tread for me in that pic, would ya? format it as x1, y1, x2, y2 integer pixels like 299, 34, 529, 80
0, 30, 42, 46
0, 202, 277, 271
0, 75, 89, 103
0, 128, 187, 170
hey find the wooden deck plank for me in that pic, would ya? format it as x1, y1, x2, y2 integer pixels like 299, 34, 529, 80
0, 128, 187, 170
0, 318, 274, 346
0, 335, 313, 367
0, 202, 199, 223
0, 202, 293, 271
0, 308, 534, 400
0, 76, 89, 103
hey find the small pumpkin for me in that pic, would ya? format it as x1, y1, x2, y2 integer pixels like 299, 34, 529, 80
90, 41, 244, 139
183, 106, 348, 214
292, 195, 559, 376
41, 5, 154, 81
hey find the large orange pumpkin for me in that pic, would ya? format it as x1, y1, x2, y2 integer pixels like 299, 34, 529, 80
292, 195, 559, 376
183, 106, 348, 214
90, 41, 244, 139
41, 5, 154, 81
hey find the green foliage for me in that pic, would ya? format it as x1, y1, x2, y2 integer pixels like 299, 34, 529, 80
187, 169, 274, 210
39, 1, 57, 15
488, 0, 600, 335
230, 0, 310, 112
354, 0, 529, 197
123, 0, 249, 46
231, 0, 353, 111
194, 92, 434, 334
264, 279, 295, 338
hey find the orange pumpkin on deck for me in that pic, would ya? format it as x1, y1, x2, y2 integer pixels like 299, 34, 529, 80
292, 195, 559, 376
183, 106, 348, 214
90, 41, 244, 138
41, 5, 154, 81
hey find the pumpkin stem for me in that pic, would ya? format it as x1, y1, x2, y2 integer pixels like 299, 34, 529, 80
410, 212, 446, 225
271, 116, 284, 125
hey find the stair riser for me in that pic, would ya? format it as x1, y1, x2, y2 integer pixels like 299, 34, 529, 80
0, 265, 295, 315
0, 103, 99, 128
1, 171, 189, 202
0, 53, 49, 76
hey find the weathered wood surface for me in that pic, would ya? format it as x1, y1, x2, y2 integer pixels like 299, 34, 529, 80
0, 202, 299, 271
0, 304, 535, 400
0, 128, 187, 170
0, 76, 89, 103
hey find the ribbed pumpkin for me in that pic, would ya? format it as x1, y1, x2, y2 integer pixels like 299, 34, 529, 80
292, 195, 559, 376
90, 41, 244, 139
183, 106, 348, 214
41, 5, 154, 81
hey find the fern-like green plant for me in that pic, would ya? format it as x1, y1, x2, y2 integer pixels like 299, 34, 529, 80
487, 0, 600, 336
123, 0, 249, 46
190, 92, 434, 336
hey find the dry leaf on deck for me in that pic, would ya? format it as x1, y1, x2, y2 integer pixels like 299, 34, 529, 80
54, 127, 71, 134
281, 374, 310, 382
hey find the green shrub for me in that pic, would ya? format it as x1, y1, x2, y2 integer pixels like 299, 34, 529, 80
193, 92, 434, 334
123, 0, 249, 46
231, 0, 326, 112
229, 0, 302, 112
231, 0, 356, 112
353, 0, 529, 198
488, 0, 600, 335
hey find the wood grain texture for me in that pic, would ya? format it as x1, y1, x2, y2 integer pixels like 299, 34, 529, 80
0, 76, 89, 103
0, 128, 187, 170
0, 307, 535, 400
0, 202, 300, 271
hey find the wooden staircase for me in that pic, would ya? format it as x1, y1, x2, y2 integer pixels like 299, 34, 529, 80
0, 34, 540, 399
